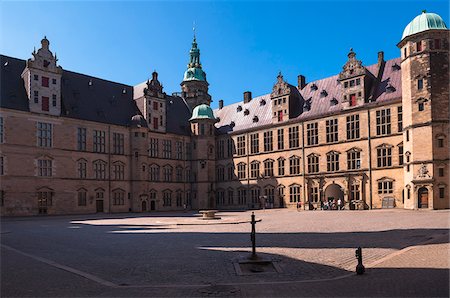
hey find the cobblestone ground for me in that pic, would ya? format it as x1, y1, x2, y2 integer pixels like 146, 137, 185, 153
1, 209, 449, 297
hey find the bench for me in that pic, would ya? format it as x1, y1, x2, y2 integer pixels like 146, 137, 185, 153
199, 210, 220, 220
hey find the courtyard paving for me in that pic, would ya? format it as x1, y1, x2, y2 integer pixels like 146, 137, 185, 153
1, 209, 449, 297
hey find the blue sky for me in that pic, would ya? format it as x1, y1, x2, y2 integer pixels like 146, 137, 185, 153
1, 1, 448, 108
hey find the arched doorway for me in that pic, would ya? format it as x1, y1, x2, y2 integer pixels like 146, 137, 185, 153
418, 187, 429, 208
324, 183, 344, 210
142, 200, 147, 212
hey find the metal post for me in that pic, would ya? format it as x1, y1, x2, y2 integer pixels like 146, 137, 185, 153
250, 212, 257, 260
355, 246, 365, 275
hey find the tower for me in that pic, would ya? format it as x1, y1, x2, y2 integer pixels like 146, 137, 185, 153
189, 104, 216, 209
397, 11, 449, 209
21, 37, 62, 116
180, 35, 211, 110
143, 71, 166, 133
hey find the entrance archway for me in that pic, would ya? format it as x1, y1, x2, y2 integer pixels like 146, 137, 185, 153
324, 183, 344, 210
418, 187, 429, 208
142, 200, 147, 212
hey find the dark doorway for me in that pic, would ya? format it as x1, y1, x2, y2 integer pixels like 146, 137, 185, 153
96, 200, 104, 213
142, 200, 147, 212
150, 200, 156, 211
324, 183, 344, 210
418, 187, 429, 208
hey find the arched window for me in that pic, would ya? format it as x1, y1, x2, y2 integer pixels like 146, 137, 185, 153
376, 144, 392, 168
277, 157, 286, 176
93, 160, 107, 180
237, 162, 246, 179
263, 159, 274, 177
112, 189, 125, 205
289, 184, 301, 203
77, 188, 87, 206
326, 151, 340, 172
77, 158, 87, 179
346, 148, 361, 170
307, 154, 319, 173
250, 161, 260, 178
289, 156, 300, 175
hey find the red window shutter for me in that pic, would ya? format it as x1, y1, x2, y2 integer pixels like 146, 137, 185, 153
42, 97, 49, 111
42, 77, 49, 87
153, 118, 158, 129
153, 102, 158, 110
350, 94, 357, 106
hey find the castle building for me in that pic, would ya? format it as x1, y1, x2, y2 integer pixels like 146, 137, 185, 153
0, 12, 448, 216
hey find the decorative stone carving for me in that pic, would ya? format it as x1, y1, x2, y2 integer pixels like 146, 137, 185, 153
416, 163, 431, 179
271, 72, 290, 98
338, 48, 366, 80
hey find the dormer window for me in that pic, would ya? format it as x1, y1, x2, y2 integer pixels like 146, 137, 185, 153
122, 88, 127, 94
88, 79, 93, 86
356, 78, 361, 85
43, 60, 50, 68
310, 83, 318, 91
253, 116, 259, 123
237, 105, 242, 112
303, 99, 312, 111
386, 83, 396, 93
230, 121, 235, 128
320, 90, 328, 97
392, 63, 401, 71
344, 81, 348, 88
216, 117, 221, 122
260, 99, 266, 106
244, 109, 249, 116
34, 74, 38, 81
330, 97, 338, 106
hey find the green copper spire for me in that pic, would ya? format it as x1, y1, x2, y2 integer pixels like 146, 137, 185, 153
183, 33, 207, 82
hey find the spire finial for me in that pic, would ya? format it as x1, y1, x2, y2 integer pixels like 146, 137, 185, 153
193, 21, 196, 41
422, 9, 426, 13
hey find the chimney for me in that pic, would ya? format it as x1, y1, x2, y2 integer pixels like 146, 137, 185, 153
297, 75, 306, 90
219, 99, 224, 109
377, 51, 384, 65
243, 91, 252, 103
376, 51, 385, 81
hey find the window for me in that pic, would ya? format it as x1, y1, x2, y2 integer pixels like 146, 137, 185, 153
264, 159, 274, 177
41, 96, 49, 111
418, 79, 423, 90
113, 162, 125, 180
288, 126, 299, 148
310, 187, 319, 203
377, 145, 392, 167
264, 131, 273, 152
237, 162, 246, 179
238, 189, 247, 205
356, 78, 361, 85
378, 179, 393, 194
113, 133, 124, 155
397, 106, 403, 132
94, 160, 106, 179
278, 158, 285, 176
225, 164, 232, 181
437, 137, 444, 148
277, 110, 283, 122
34, 91, 39, 103
77, 159, 87, 179
162, 140, 172, 159
416, 41, 422, 52
438, 167, 444, 177
153, 101, 158, 110
217, 139, 224, 159
376, 109, 391, 136
307, 123, 318, 145
37, 122, 52, 147
200, 124, 205, 135
52, 78, 57, 84
78, 189, 87, 206
251, 188, 260, 204
113, 190, 125, 205
250, 133, 259, 154
0, 117, 3, 143
435, 39, 441, 49
149, 138, 159, 157
77, 128, 86, 151
327, 151, 340, 172
289, 156, 300, 175
228, 190, 234, 205
163, 166, 173, 182
250, 161, 260, 179
346, 115, 360, 140
0, 156, 4, 175
186, 143, 192, 160
163, 190, 172, 207
34, 74, 39, 81
153, 117, 158, 130
176, 141, 183, 160
149, 164, 160, 181
42, 76, 49, 87
289, 184, 301, 203
38, 159, 52, 177
439, 187, 445, 199
175, 191, 182, 207
277, 128, 284, 150
418, 102, 424, 111
227, 138, 233, 157
398, 144, 404, 165
93, 130, 106, 153
347, 149, 361, 170
237, 136, 246, 156
176, 167, 183, 182
307, 154, 319, 173
216, 166, 224, 182
326, 119, 338, 143
351, 184, 360, 201
52, 94, 57, 107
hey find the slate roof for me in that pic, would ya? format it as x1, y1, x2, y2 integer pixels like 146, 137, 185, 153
214, 58, 402, 135
0, 54, 191, 135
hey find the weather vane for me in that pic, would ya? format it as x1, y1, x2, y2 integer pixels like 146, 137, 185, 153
193, 21, 196, 39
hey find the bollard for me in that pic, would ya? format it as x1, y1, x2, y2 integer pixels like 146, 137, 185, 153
250, 212, 257, 260
355, 247, 365, 275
